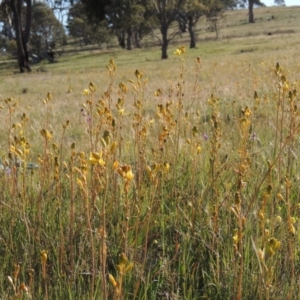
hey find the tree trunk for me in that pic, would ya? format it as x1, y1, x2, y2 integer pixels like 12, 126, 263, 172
117, 30, 126, 48
161, 27, 168, 59
126, 27, 132, 50
248, 0, 255, 23
134, 28, 141, 48
23, 0, 31, 70
178, 14, 187, 33
188, 16, 196, 48
24, 0, 32, 44
9, 0, 31, 72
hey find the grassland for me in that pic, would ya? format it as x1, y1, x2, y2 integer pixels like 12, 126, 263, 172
1, 5, 300, 300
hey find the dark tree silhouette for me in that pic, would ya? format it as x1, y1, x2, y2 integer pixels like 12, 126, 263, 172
147, 0, 185, 59
238, 0, 265, 23
3, 0, 32, 72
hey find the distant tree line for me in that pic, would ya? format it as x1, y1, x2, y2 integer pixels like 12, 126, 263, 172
78, 0, 236, 59
0, 0, 65, 72
0, 0, 285, 73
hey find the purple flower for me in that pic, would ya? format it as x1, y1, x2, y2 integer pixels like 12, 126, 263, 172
251, 132, 257, 140
86, 115, 92, 125
5, 167, 11, 176
203, 133, 208, 141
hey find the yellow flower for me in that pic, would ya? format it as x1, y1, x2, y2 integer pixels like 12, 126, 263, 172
276, 193, 285, 202
10, 145, 23, 158
77, 178, 84, 190
88, 151, 105, 166
163, 162, 170, 173
258, 210, 264, 221
110, 141, 117, 153
179, 46, 186, 54
174, 46, 186, 56
266, 237, 281, 256
135, 69, 143, 79
82, 89, 89, 95
77, 152, 86, 159
117, 164, 134, 182
154, 88, 162, 97
119, 252, 129, 265
89, 82, 96, 92
197, 146, 202, 154
125, 262, 134, 273
289, 223, 296, 235
119, 82, 128, 93
233, 233, 238, 245
108, 274, 118, 288
40, 129, 52, 140
46, 92, 52, 101
174, 48, 181, 56
118, 108, 125, 116
125, 169, 134, 181
113, 161, 119, 170
241, 106, 252, 118
257, 248, 265, 261
40, 250, 48, 263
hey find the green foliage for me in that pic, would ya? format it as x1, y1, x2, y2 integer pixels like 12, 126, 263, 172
0, 6, 300, 299
0, 34, 8, 49
206, 10, 225, 39
6, 38, 17, 55
77, 0, 152, 50
67, 2, 112, 46
80, 0, 112, 22
145, 0, 187, 58
30, 2, 66, 56
1, 49, 300, 299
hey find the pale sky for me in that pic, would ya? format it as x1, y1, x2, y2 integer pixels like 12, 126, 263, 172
263, 0, 299, 6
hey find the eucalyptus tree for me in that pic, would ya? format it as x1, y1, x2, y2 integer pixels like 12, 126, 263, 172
80, 0, 149, 50
1, 0, 32, 72
146, 0, 186, 59
30, 1, 65, 57
0, 2, 14, 40
237, 0, 265, 23
179, 0, 207, 48
67, 1, 112, 47
44, 0, 73, 26
0, 0, 67, 71
79, 0, 111, 21
105, 0, 147, 50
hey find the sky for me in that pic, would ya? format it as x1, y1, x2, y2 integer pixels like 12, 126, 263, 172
263, 0, 299, 6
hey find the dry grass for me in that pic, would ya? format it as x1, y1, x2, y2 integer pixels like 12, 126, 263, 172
1, 6, 300, 300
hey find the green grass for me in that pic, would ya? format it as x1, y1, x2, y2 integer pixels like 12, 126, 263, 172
1, 5, 300, 300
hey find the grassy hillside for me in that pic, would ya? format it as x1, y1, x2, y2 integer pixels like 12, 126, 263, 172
0, 5, 300, 300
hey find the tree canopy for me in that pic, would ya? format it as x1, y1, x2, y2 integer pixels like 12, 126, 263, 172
30, 1, 66, 57
80, 0, 112, 22
0, 0, 270, 72
67, 2, 111, 47
2, 0, 32, 72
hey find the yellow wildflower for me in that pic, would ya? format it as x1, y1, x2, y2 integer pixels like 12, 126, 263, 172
89, 151, 105, 166
40, 250, 48, 263
174, 48, 181, 56
82, 89, 89, 95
